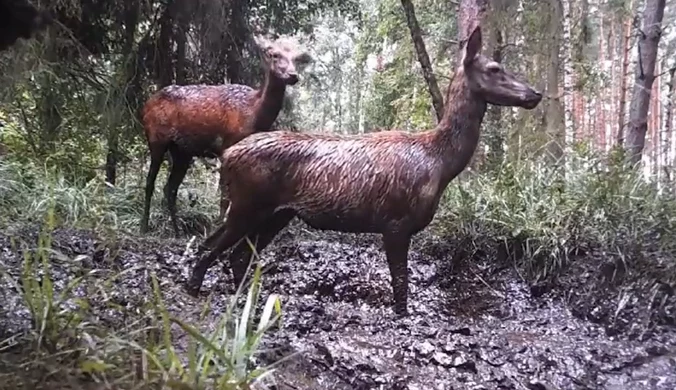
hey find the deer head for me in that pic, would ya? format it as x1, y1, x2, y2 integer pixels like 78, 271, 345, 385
255, 36, 313, 86
462, 27, 542, 110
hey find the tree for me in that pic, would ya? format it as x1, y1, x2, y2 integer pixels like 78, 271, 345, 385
400, 0, 444, 122
545, 0, 564, 161
457, 0, 488, 60
625, 0, 667, 165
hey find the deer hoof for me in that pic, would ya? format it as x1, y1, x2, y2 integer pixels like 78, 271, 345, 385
393, 303, 409, 317
185, 281, 201, 297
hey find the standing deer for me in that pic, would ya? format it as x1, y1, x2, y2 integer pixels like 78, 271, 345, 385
139, 36, 311, 236
186, 26, 542, 316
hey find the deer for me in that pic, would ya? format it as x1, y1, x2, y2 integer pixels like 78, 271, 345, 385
0, 0, 51, 52
186, 26, 543, 316
139, 35, 312, 236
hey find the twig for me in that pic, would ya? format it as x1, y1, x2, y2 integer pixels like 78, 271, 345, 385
469, 266, 505, 299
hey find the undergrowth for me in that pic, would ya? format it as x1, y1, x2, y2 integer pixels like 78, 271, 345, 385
0, 158, 220, 237
0, 216, 286, 389
436, 148, 676, 283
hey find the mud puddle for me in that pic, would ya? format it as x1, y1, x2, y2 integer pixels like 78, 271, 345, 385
1, 225, 675, 390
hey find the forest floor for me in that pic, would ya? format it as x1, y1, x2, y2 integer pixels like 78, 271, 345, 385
1, 223, 675, 390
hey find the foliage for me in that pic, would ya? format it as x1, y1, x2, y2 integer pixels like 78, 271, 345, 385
0, 158, 219, 236
435, 146, 676, 281
1, 221, 287, 389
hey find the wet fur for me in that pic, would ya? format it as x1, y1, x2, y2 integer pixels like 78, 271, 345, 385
140, 37, 309, 236
188, 27, 542, 315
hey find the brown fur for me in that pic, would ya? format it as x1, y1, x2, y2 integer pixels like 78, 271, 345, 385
0, 0, 51, 52
187, 26, 543, 316
140, 36, 311, 236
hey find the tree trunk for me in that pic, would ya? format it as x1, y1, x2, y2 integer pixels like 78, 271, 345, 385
106, 0, 139, 186
562, 0, 574, 149
596, 15, 606, 152
225, 0, 250, 85
175, 0, 189, 85
157, 0, 175, 88
616, 0, 634, 146
457, 0, 488, 60
545, 0, 564, 162
626, 0, 667, 165
663, 65, 675, 183
608, 18, 617, 149
400, 0, 444, 123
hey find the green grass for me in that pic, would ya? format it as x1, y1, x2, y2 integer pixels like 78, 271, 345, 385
0, 157, 220, 237
435, 146, 676, 282
0, 213, 288, 390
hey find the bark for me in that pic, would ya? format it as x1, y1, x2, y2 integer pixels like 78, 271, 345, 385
597, 16, 606, 152
626, 0, 667, 165
457, 0, 488, 62
616, 0, 634, 146
175, 0, 189, 85
225, 0, 250, 85
572, 0, 589, 142
609, 18, 617, 149
157, 0, 175, 88
545, 0, 564, 162
664, 65, 675, 181
562, 0, 575, 147
400, 0, 444, 122
650, 60, 660, 175
484, 4, 504, 168
106, 0, 139, 186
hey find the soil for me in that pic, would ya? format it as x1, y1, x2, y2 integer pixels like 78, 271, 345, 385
1, 224, 675, 390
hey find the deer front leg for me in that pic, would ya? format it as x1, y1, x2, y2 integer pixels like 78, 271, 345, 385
382, 233, 411, 316
218, 168, 230, 223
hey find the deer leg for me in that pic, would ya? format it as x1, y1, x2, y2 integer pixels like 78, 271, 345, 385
217, 168, 230, 223
186, 205, 268, 297
140, 146, 167, 234
164, 152, 191, 237
382, 233, 411, 316
226, 209, 295, 288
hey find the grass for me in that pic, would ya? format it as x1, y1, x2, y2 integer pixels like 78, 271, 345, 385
0, 157, 221, 237
0, 208, 289, 390
1, 144, 675, 386
429, 146, 676, 333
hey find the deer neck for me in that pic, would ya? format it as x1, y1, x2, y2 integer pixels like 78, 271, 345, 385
431, 69, 487, 186
252, 70, 287, 132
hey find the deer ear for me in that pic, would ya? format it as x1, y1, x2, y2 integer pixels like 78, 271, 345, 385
295, 52, 313, 65
462, 26, 482, 65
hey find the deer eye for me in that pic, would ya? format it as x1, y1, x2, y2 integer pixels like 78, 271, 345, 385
489, 66, 500, 73
271, 52, 281, 59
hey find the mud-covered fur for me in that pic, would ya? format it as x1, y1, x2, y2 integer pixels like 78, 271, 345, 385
0, 0, 51, 52
187, 27, 542, 315
140, 35, 311, 236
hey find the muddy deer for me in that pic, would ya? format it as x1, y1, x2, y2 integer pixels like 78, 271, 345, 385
0, 0, 51, 52
186, 26, 542, 316
139, 36, 311, 236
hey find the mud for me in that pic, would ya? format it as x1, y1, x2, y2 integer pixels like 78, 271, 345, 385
1, 224, 675, 389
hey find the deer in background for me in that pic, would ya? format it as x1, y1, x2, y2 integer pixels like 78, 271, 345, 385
186, 26, 542, 316
139, 36, 312, 236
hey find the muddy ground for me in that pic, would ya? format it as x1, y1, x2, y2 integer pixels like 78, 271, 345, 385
1, 224, 675, 390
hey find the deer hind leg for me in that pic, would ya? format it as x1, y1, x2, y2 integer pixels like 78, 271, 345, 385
382, 233, 412, 316
186, 203, 271, 297
164, 149, 191, 237
225, 209, 296, 289
141, 144, 168, 234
